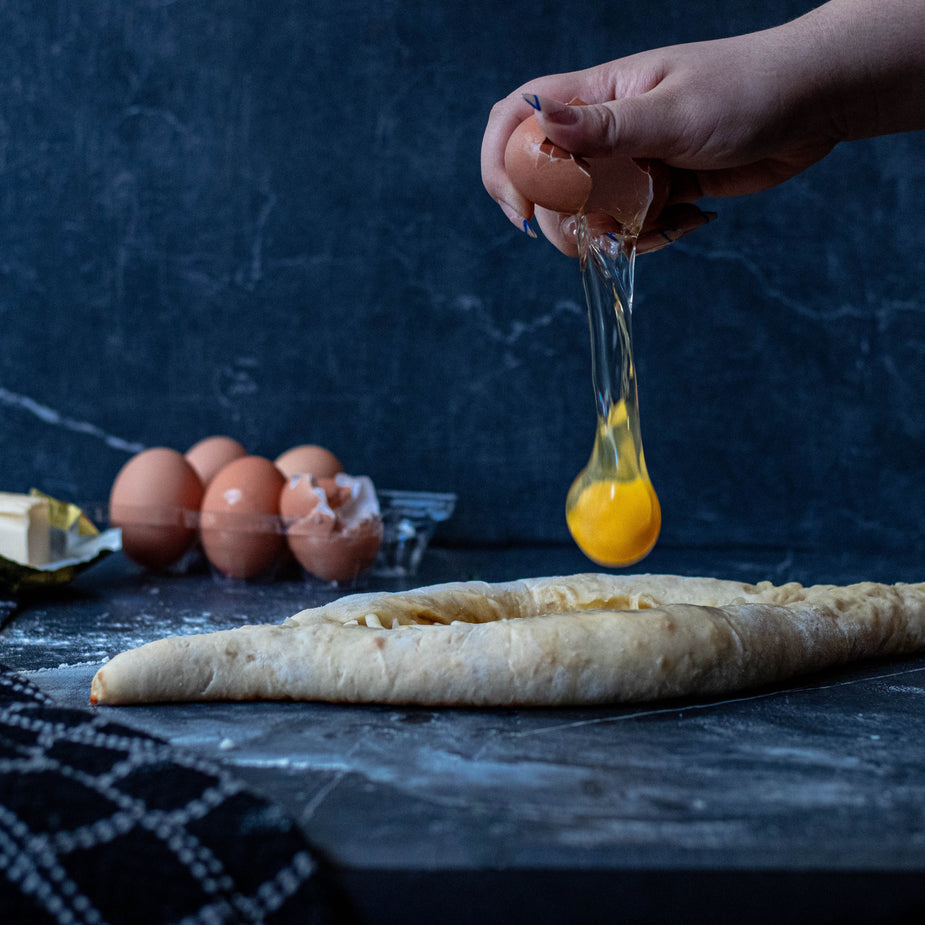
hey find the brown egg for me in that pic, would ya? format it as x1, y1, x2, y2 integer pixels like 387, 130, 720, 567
185, 436, 247, 488
289, 518, 382, 585
109, 447, 204, 570
504, 117, 593, 215
503, 107, 669, 233
281, 474, 382, 584
199, 455, 286, 579
274, 444, 344, 478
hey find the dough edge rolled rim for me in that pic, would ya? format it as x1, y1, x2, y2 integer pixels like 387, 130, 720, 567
89, 572, 925, 707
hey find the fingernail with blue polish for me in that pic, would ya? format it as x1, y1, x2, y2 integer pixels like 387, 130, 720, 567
522, 93, 541, 111
523, 217, 538, 238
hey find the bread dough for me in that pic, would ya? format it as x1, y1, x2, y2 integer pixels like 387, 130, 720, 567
90, 573, 925, 707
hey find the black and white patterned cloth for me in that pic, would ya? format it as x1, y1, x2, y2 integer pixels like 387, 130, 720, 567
0, 665, 342, 924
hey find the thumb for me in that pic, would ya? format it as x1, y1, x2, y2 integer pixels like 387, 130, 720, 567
530, 93, 678, 160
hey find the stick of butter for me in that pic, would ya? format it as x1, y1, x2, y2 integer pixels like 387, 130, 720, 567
0, 492, 51, 567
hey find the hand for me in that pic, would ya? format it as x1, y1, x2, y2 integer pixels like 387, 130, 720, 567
481, 29, 839, 257
484, 0, 925, 257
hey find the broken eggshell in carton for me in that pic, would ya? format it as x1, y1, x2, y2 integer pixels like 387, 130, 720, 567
503, 100, 669, 235
108, 442, 385, 585
280, 473, 382, 585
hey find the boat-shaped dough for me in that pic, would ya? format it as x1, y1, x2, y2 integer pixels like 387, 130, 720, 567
90, 573, 925, 707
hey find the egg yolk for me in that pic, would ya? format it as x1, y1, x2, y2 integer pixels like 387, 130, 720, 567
565, 398, 661, 567
566, 472, 661, 567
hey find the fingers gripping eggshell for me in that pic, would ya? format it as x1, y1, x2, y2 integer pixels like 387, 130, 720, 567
109, 448, 204, 570
504, 108, 669, 233
200, 456, 286, 579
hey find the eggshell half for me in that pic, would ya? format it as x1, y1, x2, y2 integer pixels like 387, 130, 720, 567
200, 455, 286, 579
281, 474, 382, 584
504, 109, 669, 233
109, 447, 204, 570
288, 518, 382, 585
504, 117, 593, 215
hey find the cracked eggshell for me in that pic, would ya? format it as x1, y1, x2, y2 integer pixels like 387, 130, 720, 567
109, 447, 204, 570
282, 474, 382, 584
504, 109, 669, 232
504, 116, 593, 215
199, 455, 286, 579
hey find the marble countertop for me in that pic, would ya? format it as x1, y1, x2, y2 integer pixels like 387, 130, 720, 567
3, 544, 925, 923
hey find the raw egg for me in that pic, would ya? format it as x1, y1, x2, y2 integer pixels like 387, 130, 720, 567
503, 105, 669, 234
185, 436, 247, 488
199, 455, 286, 579
275, 444, 343, 478
564, 224, 661, 567
109, 447, 204, 570
281, 473, 382, 584
565, 401, 660, 566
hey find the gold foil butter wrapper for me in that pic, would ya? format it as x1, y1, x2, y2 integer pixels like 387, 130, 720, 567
0, 490, 120, 596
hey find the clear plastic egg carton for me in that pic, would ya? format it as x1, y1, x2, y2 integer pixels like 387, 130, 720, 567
374, 490, 457, 577
101, 488, 457, 587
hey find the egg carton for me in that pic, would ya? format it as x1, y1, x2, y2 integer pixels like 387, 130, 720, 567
96, 488, 456, 586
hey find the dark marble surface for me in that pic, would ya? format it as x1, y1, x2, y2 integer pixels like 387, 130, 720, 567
3, 546, 925, 922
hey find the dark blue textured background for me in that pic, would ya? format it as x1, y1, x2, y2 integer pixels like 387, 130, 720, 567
0, 0, 922, 559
